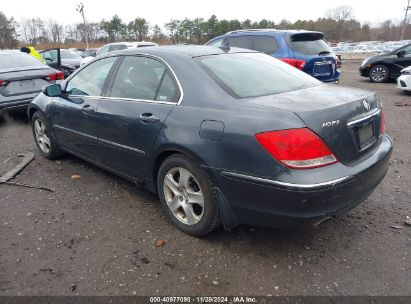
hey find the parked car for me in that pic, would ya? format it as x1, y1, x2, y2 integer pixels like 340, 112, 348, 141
206, 29, 341, 83
81, 42, 159, 66
28, 45, 392, 236
359, 43, 411, 82
81, 48, 97, 58
40, 49, 82, 78
354, 44, 381, 54
396, 66, 411, 91
0, 51, 63, 116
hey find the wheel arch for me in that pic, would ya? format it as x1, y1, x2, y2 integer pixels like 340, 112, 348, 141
144, 145, 215, 194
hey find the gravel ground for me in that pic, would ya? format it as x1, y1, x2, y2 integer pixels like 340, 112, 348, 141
0, 60, 410, 296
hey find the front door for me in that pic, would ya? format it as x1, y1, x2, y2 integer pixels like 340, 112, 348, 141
95, 55, 181, 181
50, 56, 118, 161
41, 48, 62, 71
393, 45, 411, 76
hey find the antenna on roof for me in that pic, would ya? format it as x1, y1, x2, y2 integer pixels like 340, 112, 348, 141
219, 39, 230, 52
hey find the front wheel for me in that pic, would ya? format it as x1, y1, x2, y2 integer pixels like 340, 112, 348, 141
369, 65, 389, 83
157, 154, 220, 236
31, 111, 64, 159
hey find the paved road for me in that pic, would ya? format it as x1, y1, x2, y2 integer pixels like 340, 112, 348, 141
0, 60, 410, 296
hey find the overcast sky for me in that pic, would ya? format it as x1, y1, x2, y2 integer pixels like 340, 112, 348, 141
2, 0, 406, 27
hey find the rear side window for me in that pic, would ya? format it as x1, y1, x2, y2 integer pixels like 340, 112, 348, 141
110, 45, 128, 52
0, 53, 44, 69
66, 57, 117, 96
288, 34, 331, 56
252, 36, 278, 54
109, 56, 179, 102
198, 53, 321, 98
229, 36, 252, 49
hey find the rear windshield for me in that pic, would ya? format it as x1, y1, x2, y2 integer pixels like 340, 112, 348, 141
198, 53, 321, 98
288, 34, 331, 56
0, 53, 45, 69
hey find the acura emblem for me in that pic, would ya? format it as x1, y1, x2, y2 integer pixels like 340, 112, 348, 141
362, 99, 370, 111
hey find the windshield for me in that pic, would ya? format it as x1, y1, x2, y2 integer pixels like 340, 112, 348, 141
61, 50, 82, 60
0, 52, 45, 69
198, 53, 322, 98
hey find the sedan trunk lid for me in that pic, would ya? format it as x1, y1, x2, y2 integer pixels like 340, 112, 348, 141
247, 84, 383, 165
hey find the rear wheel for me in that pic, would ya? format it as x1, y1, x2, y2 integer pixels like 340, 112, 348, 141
369, 65, 389, 83
31, 111, 64, 159
157, 154, 220, 236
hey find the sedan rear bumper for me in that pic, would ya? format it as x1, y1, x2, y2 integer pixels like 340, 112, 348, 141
0, 96, 36, 114
214, 134, 393, 229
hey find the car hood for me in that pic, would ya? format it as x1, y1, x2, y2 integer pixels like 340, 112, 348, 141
363, 52, 394, 63
401, 65, 411, 72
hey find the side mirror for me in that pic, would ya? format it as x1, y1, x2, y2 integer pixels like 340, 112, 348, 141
43, 84, 62, 97
396, 49, 406, 57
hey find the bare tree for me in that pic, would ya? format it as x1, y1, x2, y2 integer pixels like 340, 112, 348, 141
326, 5, 354, 40
47, 19, 64, 44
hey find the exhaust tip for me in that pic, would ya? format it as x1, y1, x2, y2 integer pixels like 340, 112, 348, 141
314, 216, 334, 227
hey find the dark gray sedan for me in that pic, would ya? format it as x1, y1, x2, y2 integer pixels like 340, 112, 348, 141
28, 46, 393, 236
0, 51, 63, 115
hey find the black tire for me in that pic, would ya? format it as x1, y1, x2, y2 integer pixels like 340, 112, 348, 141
157, 154, 220, 236
31, 111, 64, 160
369, 65, 389, 83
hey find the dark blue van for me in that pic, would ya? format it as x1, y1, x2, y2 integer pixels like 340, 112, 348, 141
206, 29, 340, 83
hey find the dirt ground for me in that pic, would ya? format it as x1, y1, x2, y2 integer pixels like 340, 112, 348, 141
0, 60, 410, 296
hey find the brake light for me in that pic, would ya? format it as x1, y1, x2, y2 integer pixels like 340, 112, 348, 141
380, 110, 385, 133
46, 71, 64, 81
255, 128, 338, 169
0, 80, 7, 87
280, 58, 306, 70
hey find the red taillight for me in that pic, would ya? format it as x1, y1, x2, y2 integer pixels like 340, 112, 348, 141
380, 110, 385, 133
280, 58, 306, 70
0, 80, 7, 87
255, 128, 338, 169
46, 71, 64, 81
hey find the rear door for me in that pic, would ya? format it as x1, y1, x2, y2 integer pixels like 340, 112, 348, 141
95, 55, 180, 181
50, 56, 118, 161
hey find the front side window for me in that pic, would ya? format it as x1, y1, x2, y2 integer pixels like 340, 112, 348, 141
198, 53, 321, 98
42, 50, 58, 63
97, 45, 109, 56
65, 57, 117, 96
402, 45, 411, 54
109, 56, 179, 102
208, 38, 224, 47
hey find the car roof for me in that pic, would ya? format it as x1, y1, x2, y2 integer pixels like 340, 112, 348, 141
108, 45, 257, 58
225, 29, 323, 36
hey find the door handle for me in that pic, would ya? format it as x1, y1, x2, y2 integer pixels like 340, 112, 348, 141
139, 113, 160, 124
82, 104, 95, 113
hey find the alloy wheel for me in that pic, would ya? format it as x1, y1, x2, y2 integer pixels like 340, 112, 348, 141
34, 119, 51, 154
163, 167, 204, 225
371, 67, 387, 82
